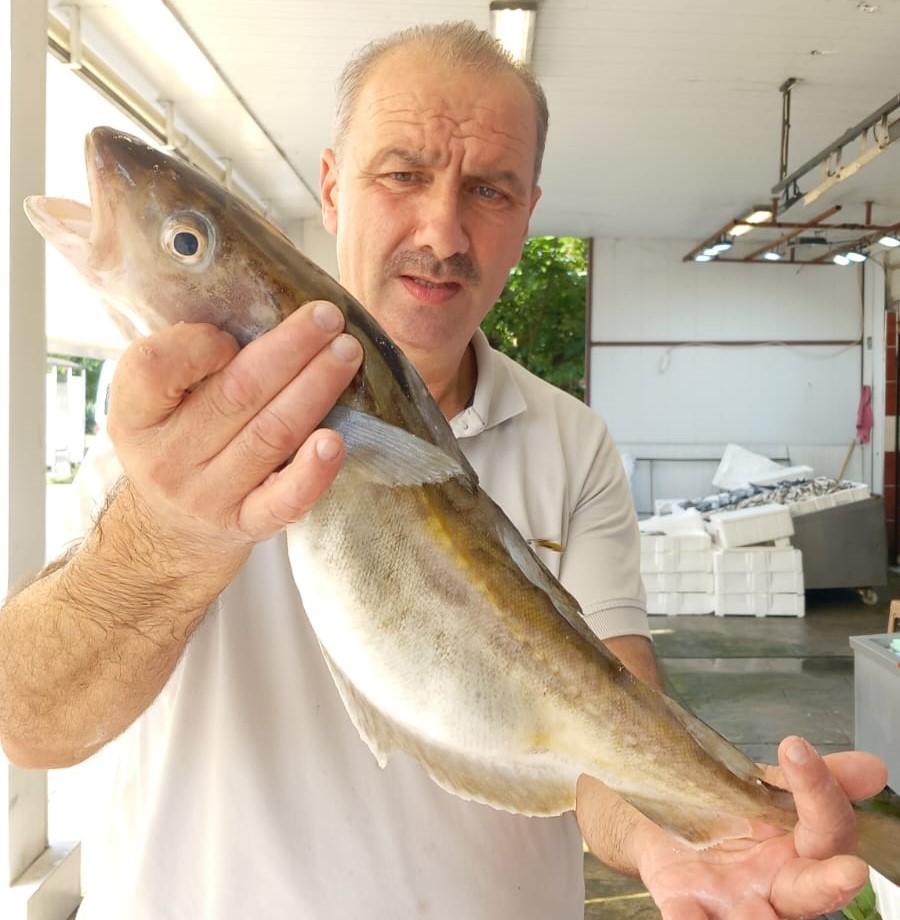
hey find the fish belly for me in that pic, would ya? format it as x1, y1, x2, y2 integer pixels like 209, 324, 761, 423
285, 474, 587, 815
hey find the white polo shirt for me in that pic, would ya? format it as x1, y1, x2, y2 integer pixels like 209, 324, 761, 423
72, 331, 647, 920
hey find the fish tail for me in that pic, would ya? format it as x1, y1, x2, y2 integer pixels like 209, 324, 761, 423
855, 787, 900, 886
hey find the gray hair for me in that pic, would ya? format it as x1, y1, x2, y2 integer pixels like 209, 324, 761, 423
333, 20, 549, 186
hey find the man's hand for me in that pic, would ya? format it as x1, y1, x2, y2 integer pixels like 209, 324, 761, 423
578, 737, 887, 919
107, 299, 363, 552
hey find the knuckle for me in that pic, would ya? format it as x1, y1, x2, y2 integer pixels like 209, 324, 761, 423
210, 365, 265, 417
248, 406, 302, 458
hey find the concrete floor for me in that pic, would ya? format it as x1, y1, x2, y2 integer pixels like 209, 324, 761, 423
584, 580, 896, 919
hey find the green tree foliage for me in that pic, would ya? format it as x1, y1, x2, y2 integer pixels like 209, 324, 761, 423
481, 236, 588, 401
48, 353, 104, 433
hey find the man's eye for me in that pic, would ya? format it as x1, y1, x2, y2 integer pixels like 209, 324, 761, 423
475, 185, 503, 201
387, 172, 415, 183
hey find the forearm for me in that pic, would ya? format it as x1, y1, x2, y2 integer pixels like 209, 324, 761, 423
578, 637, 666, 874
604, 634, 663, 691
576, 774, 656, 877
0, 479, 248, 768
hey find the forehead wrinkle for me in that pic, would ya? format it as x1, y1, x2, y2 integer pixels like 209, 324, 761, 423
366, 88, 527, 147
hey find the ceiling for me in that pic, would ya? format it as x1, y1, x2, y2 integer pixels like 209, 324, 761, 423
49, 0, 900, 259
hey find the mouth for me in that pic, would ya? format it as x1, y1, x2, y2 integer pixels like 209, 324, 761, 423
398, 274, 463, 305
22, 130, 127, 283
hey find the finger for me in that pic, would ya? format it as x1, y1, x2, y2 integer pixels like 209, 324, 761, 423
763, 749, 888, 803
213, 332, 362, 504
769, 854, 868, 919
777, 737, 857, 859
822, 750, 888, 802
238, 429, 346, 537
109, 323, 238, 433
183, 301, 348, 453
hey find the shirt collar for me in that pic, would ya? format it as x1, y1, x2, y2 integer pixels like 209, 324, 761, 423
450, 329, 527, 439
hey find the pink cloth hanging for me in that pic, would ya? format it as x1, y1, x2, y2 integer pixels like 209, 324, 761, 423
856, 384, 873, 445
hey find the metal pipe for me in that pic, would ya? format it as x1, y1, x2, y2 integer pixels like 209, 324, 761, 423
779, 77, 797, 183
808, 221, 900, 265
742, 205, 840, 262
47, 13, 266, 215
772, 90, 900, 195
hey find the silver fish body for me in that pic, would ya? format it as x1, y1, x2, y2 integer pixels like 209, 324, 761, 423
24, 129, 900, 879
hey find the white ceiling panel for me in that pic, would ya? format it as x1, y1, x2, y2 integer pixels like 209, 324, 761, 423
49, 0, 900, 251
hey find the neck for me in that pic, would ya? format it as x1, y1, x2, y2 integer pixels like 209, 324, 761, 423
406, 340, 477, 421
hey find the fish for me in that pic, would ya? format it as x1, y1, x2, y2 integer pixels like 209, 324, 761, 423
24, 127, 900, 883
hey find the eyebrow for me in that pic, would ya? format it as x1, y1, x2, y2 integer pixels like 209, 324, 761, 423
369, 146, 529, 199
370, 147, 428, 170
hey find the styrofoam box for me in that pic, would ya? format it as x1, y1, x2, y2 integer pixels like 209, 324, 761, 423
643, 571, 714, 593
641, 550, 712, 574
640, 532, 712, 574
714, 592, 805, 617
646, 592, 715, 615
713, 546, 801, 574
640, 532, 711, 552
715, 570, 804, 594
788, 483, 870, 517
707, 503, 794, 548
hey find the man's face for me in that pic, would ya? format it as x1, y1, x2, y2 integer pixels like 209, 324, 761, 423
321, 48, 542, 363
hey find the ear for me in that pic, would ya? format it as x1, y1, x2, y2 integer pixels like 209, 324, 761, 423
523, 185, 542, 241
320, 148, 339, 236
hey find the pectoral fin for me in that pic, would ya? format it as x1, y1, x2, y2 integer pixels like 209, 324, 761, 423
323, 406, 477, 488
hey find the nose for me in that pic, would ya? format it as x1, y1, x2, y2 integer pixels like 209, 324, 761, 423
412, 183, 470, 261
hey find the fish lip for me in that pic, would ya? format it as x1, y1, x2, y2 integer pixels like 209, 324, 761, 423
82, 128, 125, 272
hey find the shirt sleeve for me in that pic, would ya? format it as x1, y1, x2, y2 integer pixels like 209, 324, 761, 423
557, 414, 650, 642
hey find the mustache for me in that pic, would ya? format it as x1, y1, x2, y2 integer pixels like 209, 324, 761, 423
386, 250, 480, 285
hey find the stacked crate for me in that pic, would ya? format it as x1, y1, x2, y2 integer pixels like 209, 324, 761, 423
707, 504, 805, 617
640, 531, 714, 615
711, 545, 805, 617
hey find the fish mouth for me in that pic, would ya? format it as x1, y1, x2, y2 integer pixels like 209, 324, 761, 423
23, 128, 122, 282
23, 195, 92, 249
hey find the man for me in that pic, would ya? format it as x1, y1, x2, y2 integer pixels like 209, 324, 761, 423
0, 21, 884, 920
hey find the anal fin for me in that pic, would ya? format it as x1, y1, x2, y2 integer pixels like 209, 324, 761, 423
317, 644, 577, 817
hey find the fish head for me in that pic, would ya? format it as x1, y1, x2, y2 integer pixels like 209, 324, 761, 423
25, 127, 476, 464
25, 126, 299, 345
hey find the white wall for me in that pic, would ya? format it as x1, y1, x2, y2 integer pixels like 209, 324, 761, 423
589, 239, 884, 514
289, 218, 339, 279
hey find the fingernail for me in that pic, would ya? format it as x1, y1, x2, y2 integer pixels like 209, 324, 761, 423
331, 333, 361, 363
313, 301, 343, 333
785, 738, 810, 765
316, 436, 341, 462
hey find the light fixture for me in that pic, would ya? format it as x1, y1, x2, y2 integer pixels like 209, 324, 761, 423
762, 249, 783, 261
726, 206, 773, 238
705, 238, 733, 255
744, 207, 774, 224
879, 234, 900, 248
833, 253, 851, 266
490, 2, 539, 65
694, 253, 714, 262
846, 249, 868, 263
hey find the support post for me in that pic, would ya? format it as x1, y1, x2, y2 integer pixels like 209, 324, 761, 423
1, 1, 81, 916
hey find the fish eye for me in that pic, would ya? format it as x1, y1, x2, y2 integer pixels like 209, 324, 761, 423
161, 211, 214, 267
173, 231, 199, 257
